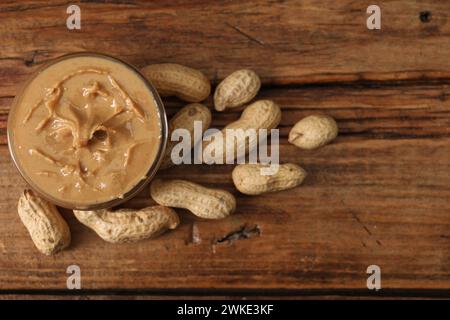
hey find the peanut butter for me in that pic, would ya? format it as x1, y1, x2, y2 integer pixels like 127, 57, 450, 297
8, 54, 164, 208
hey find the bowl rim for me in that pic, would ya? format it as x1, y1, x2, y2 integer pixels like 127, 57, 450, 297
7, 52, 168, 210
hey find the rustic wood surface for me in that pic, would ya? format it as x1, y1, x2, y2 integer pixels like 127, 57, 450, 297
1, 0, 450, 299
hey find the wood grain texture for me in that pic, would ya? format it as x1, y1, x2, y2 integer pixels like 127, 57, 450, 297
1, 0, 450, 97
1, 83, 450, 292
2, 292, 448, 300
1, 0, 450, 298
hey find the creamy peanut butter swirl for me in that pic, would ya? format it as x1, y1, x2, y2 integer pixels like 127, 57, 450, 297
10, 56, 162, 207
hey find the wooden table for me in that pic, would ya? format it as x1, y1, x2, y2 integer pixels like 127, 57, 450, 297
1, 0, 449, 299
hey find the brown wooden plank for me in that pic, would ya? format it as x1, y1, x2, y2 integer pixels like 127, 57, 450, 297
1, 293, 446, 300
3, 81, 450, 143
1, 0, 450, 97
1, 83, 449, 291
0, 294, 346, 300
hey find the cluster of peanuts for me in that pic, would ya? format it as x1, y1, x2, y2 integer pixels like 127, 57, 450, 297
17, 64, 338, 255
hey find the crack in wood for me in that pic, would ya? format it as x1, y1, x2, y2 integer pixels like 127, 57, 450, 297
351, 213, 385, 247
23, 51, 37, 67
214, 224, 261, 245
80, 0, 139, 6
0, 3, 66, 13
23, 50, 50, 67
0, 56, 24, 62
351, 213, 372, 236
225, 22, 267, 47
0, 1, 137, 13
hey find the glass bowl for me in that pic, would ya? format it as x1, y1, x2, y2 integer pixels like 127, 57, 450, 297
7, 52, 168, 210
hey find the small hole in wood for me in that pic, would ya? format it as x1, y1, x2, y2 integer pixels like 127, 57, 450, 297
420, 11, 432, 23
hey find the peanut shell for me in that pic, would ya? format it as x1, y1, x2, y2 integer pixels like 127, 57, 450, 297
150, 179, 236, 219
141, 63, 211, 102
17, 189, 71, 255
74, 206, 179, 243
232, 163, 307, 195
214, 69, 261, 111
